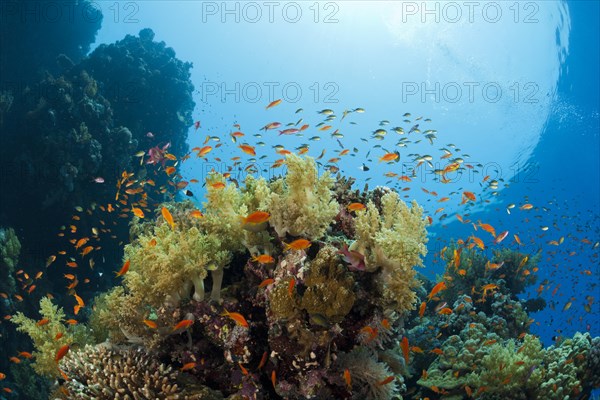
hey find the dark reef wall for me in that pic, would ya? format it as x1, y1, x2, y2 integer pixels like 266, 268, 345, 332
0, 0, 102, 84
1, 8, 195, 393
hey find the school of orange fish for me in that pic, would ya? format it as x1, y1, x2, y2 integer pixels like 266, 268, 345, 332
1, 98, 598, 394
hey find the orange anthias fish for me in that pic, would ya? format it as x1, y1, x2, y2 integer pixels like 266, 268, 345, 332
180, 362, 196, 371
252, 254, 275, 264
271, 370, 277, 388
115, 260, 130, 277
427, 281, 447, 301
284, 239, 311, 251
55, 345, 70, 363
288, 278, 296, 297
17, 352, 33, 359
221, 309, 249, 328
470, 236, 485, 250
266, 99, 282, 109
462, 191, 476, 202
239, 362, 249, 376
190, 210, 204, 219
238, 144, 256, 156
161, 207, 175, 229
343, 369, 352, 389
400, 337, 410, 364
378, 376, 395, 386
494, 230, 509, 244
242, 211, 270, 224
379, 152, 399, 163
478, 222, 496, 238
194, 145, 212, 158
419, 301, 427, 318
258, 351, 268, 370
74, 238, 89, 249
80, 245, 94, 257
132, 207, 145, 218
172, 319, 194, 332
143, 319, 158, 329
347, 203, 366, 212
258, 278, 275, 288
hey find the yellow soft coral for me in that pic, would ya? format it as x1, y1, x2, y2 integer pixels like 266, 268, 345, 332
267, 154, 339, 239
352, 191, 428, 313
124, 223, 231, 307
11, 297, 90, 377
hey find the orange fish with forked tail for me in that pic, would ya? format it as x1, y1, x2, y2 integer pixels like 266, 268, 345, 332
172, 319, 194, 332
161, 207, 175, 229
115, 260, 130, 277
400, 337, 410, 364
284, 239, 311, 251
221, 309, 249, 328
55, 345, 70, 363
427, 281, 447, 301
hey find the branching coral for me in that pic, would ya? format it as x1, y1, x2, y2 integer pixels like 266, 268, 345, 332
57, 344, 221, 399
11, 297, 90, 377
352, 192, 428, 313
336, 346, 401, 400
267, 154, 339, 239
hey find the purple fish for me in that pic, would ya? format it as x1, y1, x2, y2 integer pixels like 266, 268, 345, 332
146, 142, 171, 166
338, 243, 366, 271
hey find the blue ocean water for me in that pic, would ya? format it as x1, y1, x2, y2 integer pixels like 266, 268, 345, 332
0, 1, 598, 398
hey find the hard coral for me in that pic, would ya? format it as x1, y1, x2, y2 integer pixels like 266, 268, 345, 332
57, 344, 220, 399
336, 346, 401, 400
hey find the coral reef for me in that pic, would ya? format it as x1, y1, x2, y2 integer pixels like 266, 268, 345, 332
417, 327, 599, 399
1, 0, 102, 84
11, 298, 91, 378
82, 157, 430, 399
0, 227, 20, 295
0, 29, 195, 293
336, 347, 402, 400
267, 154, 339, 239
55, 344, 222, 399
5, 153, 599, 400
353, 192, 428, 313
76, 28, 195, 158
